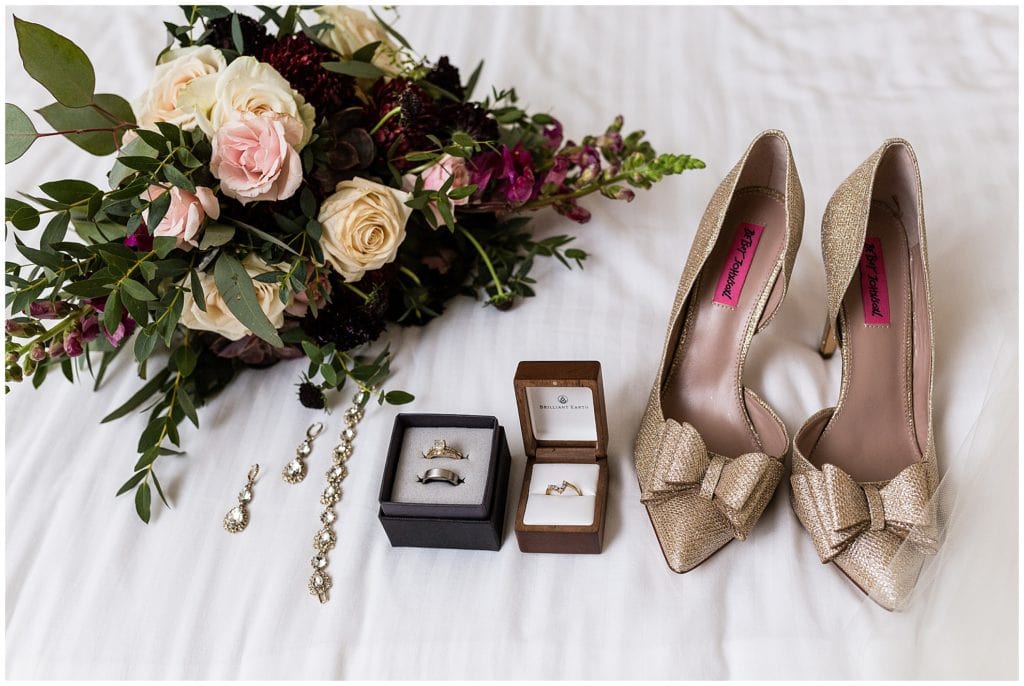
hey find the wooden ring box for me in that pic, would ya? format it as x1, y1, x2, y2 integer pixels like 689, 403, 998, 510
513, 361, 609, 554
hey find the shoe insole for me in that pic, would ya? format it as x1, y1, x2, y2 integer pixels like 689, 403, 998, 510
662, 187, 788, 458
809, 203, 920, 481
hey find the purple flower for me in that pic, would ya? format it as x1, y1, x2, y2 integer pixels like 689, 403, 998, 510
47, 340, 65, 358
543, 155, 570, 189
555, 200, 592, 224
6, 320, 28, 336
29, 300, 70, 320
79, 316, 100, 343
104, 317, 136, 348
124, 223, 153, 251
543, 118, 563, 149
63, 328, 84, 357
470, 143, 538, 206
210, 333, 303, 367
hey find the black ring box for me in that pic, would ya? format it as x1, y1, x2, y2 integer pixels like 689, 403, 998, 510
377, 413, 512, 551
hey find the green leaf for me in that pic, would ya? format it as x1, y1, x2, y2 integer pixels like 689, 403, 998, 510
133, 446, 160, 471
40, 212, 70, 250
172, 345, 198, 377
213, 253, 284, 347
133, 329, 158, 363
101, 288, 122, 334
384, 390, 415, 405
463, 59, 484, 102
177, 387, 199, 427
322, 60, 385, 79
230, 13, 245, 54
135, 481, 152, 523
109, 136, 158, 187
150, 469, 171, 508
147, 191, 173, 232
198, 223, 234, 249
5, 103, 37, 163
299, 187, 317, 218
320, 363, 338, 386
14, 240, 62, 270
122, 279, 156, 302
6, 198, 40, 230
448, 184, 477, 200
115, 470, 146, 496
36, 94, 134, 156
101, 368, 170, 423
153, 236, 178, 259
15, 17, 95, 107
163, 164, 195, 193
301, 340, 322, 364
40, 179, 99, 205
188, 269, 206, 312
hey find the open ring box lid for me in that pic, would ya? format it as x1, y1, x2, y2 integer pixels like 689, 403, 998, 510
513, 361, 609, 554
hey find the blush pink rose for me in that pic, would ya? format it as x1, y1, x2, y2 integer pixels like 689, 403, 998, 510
210, 114, 302, 205
402, 154, 471, 226
144, 184, 220, 251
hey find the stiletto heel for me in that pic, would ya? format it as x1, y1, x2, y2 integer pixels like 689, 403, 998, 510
633, 130, 803, 573
819, 317, 838, 358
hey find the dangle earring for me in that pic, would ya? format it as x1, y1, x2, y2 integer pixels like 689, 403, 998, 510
223, 464, 260, 533
283, 422, 325, 484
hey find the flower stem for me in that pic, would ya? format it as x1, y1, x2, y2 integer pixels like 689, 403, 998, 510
399, 266, 422, 285
342, 282, 371, 302
457, 226, 506, 298
369, 106, 401, 136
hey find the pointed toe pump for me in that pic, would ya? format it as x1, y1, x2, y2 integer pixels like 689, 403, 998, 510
790, 139, 940, 610
634, 130, 804, 573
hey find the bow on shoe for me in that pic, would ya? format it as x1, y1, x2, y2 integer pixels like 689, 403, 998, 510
640, 419, 783, 539
791, 462, 939, 562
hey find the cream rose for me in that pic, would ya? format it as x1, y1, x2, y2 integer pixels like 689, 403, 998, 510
179, 56, 315, 149
143, 184, 219, 250
318, 178, 412, 282
315, 6, 401, 74
179, 254, 293, 340
210, 114, 303, 204
132, 45, 226, 131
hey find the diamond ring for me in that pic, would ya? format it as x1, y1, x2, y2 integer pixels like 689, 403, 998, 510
545, 480, 583, 496
422, 439, 467, 460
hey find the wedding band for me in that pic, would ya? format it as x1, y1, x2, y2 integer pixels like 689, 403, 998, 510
545, 480, 582, 496
417, 468, 465, 486
422, 439, 467, 460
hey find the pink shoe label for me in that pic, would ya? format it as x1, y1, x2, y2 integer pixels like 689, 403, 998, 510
713, 222, 765, 307
859, 236, 891, 325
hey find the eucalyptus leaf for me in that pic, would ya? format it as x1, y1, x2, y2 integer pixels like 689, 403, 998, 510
6, 197, 40, 230
213, 253, 283, 347
15, 17, 95, 107
101, 367, 170, 423
5, 103, 36, 163
37, 94, 134, 156
135, 481, 152, 523
322, 60, 385, 79
198, 223, 234, 250
115, 469, 147, 496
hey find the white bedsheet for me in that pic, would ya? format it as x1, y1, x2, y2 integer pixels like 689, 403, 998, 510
4, 5, 1018, 680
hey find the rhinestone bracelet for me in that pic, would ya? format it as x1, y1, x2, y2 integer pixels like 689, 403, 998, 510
308, 389, 368, 603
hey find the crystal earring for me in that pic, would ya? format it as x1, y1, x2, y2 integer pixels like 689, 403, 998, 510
283, 422, 325, 484
224, 464, 259, 533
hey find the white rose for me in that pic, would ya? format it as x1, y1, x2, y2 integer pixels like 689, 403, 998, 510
315, 6, 402, 74
179, 254, 293, 340
132, 45, 226, 131
179, 56, 315, 149
318, 178, 412, 282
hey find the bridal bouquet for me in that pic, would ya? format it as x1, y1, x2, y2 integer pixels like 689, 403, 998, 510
4, 6, 704, 522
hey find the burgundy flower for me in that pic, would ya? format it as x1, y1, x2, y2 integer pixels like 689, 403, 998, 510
204, 14, 273, 57
63, 328, 84, 357
543, 155, 570, 189
370, 79, 439, 169
47, 340, 65, 358
103, 317, 137, 348
424, 56, 464, 100
124, 223, 153, 252
28, 343, 47, 362
6, 320, 28, 336
261, 32, 356, 116
471, 144, 537, 206
79, 316, 100, 343
29, 300, 70, 320
543, 118, 564, 149
554, 200, 592, 224
210, 333, 303, 367
447, 102, 499, 142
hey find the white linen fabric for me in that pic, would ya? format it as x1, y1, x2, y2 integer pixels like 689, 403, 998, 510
4, 5, 1017, 680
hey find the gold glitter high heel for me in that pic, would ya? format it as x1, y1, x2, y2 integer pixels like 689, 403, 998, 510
634, 130, 803, 572
790, 139, 940, 610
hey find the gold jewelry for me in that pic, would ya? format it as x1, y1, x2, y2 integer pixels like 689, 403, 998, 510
283, 421, 325, 484
417, 467, 465, 486
308, 391, 367, 604
422, 439, 467, 460
545, 480, 583, 496
223, 464, 259, 533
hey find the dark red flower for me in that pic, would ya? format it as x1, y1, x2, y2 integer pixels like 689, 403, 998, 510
124, 223, 153, 252
204, 14, 273, 57
470, 144, 537, 207
424, 56, 464, 100
370, 79, 439, 169
261, 32, 356, 116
